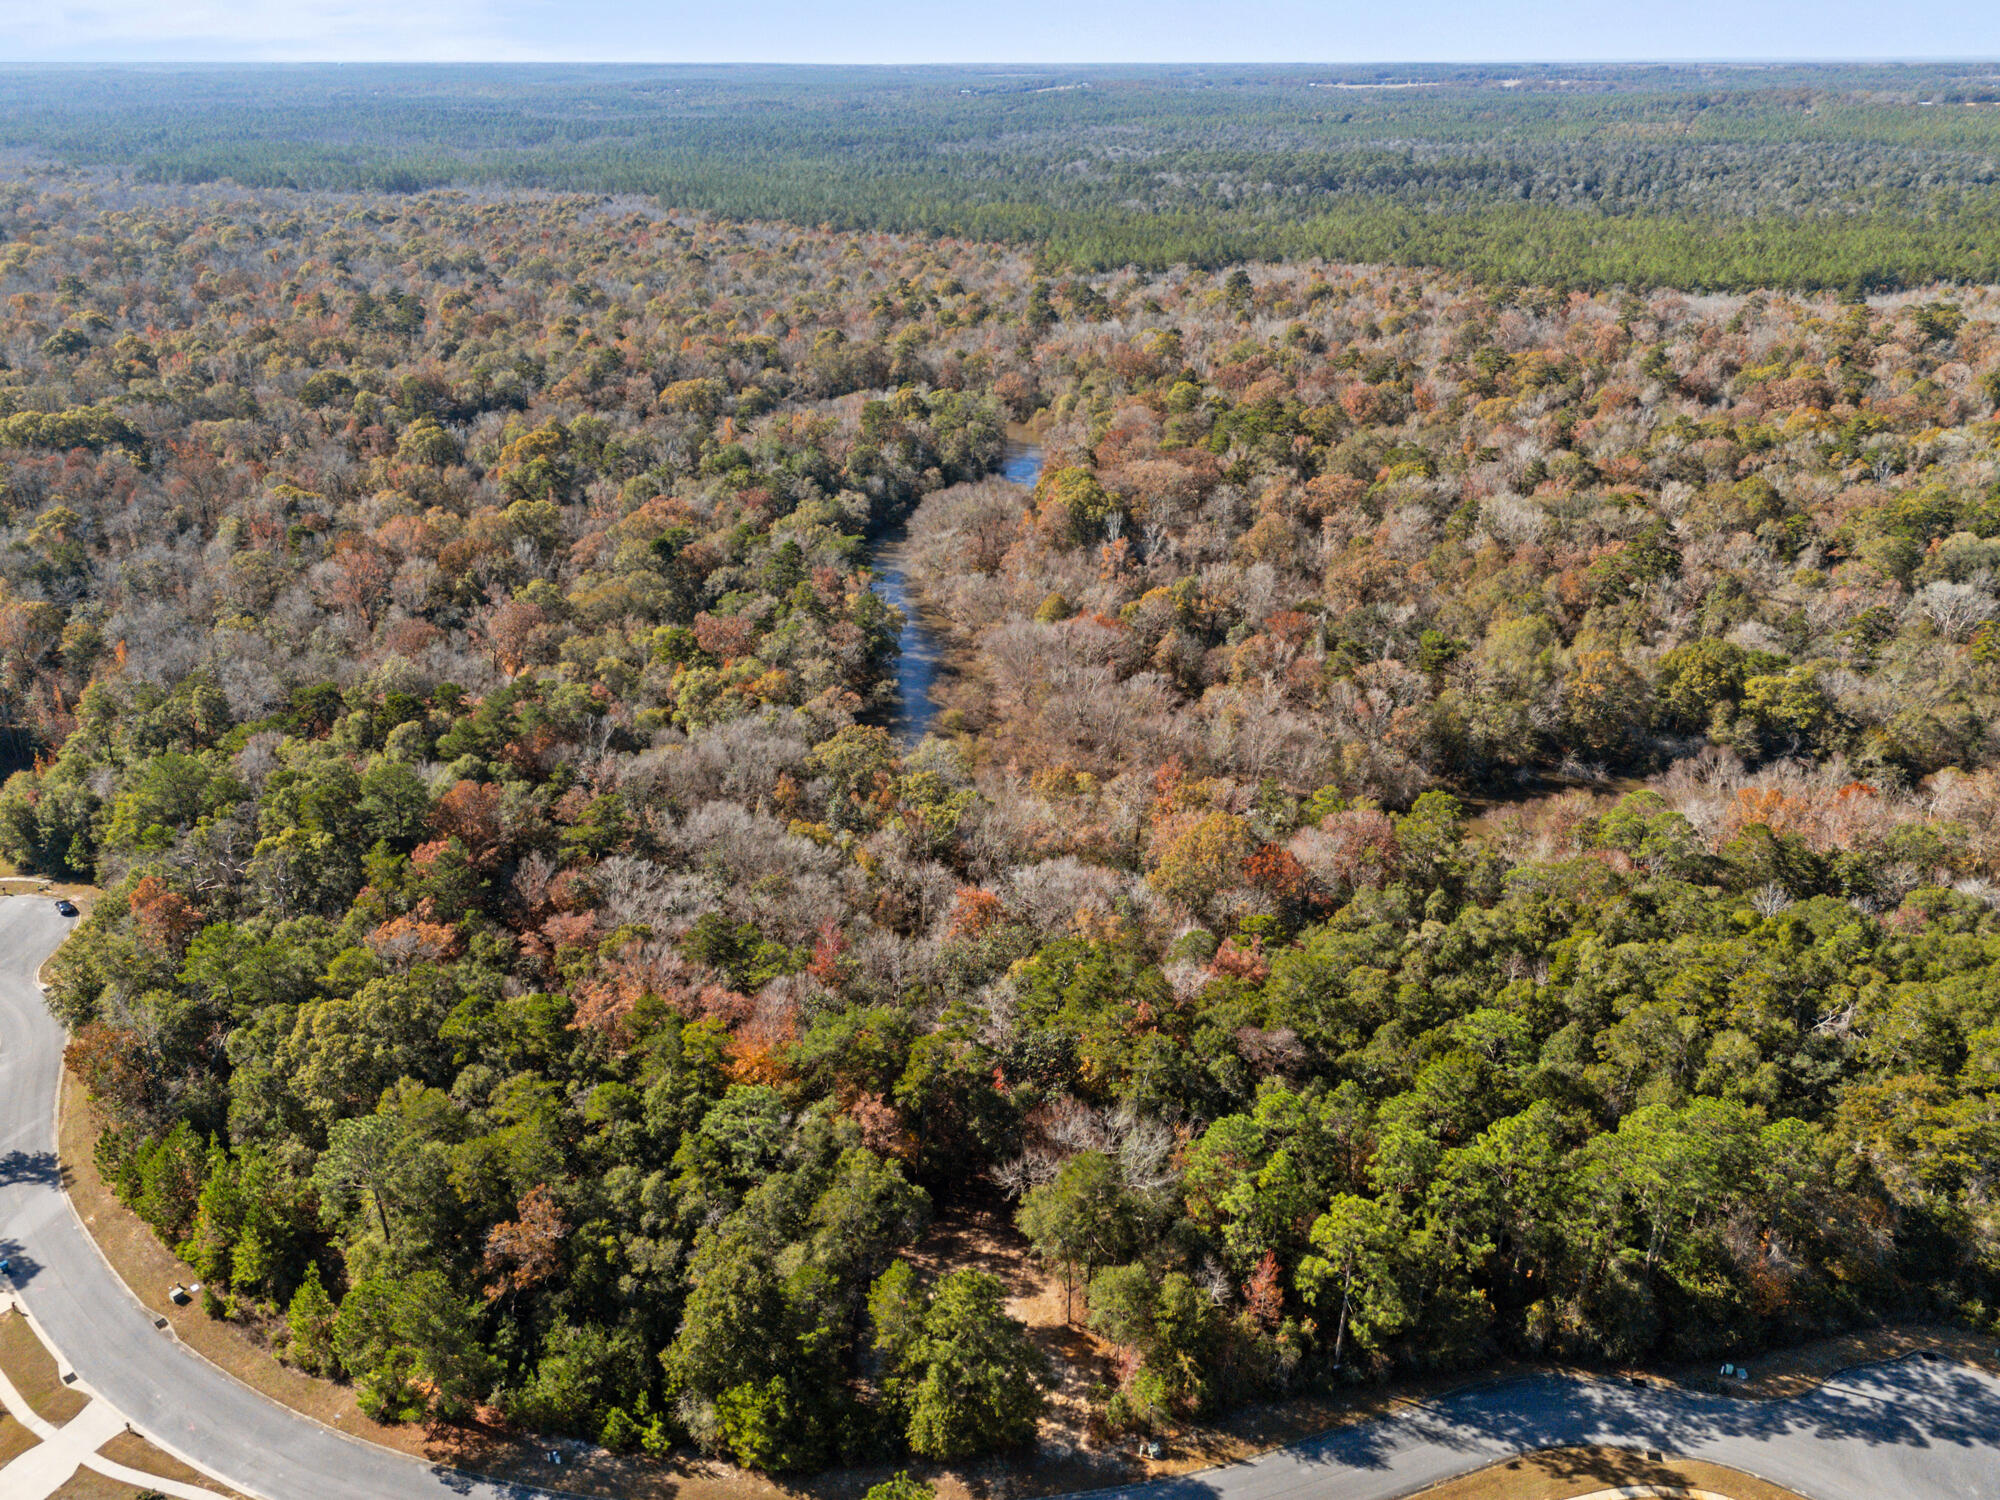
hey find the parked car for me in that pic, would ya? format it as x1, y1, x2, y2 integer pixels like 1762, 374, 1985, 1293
55, 899, 78, 917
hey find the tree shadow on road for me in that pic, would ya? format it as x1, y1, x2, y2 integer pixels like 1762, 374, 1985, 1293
1076, 1353, 2000, 1498
0, 1238, 43, 1288
0, 1150, 59, 1189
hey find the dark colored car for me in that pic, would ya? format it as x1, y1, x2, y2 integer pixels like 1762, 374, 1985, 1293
55, 899, 77, 917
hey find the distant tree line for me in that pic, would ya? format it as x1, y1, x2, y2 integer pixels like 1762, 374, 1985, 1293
10, 63, 2000, 288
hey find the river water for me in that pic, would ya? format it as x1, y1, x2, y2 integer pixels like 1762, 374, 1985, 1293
873, 435, 1043, 742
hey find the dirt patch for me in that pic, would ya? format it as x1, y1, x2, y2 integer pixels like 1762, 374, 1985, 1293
904, 1200, 1129, 1493
901, 1206, 1533, 1486
1406, 1444, 1809, 1500
0, 1309, 90, 1424
96, 1429, 251, 1497
898, 1207, 1503, 1487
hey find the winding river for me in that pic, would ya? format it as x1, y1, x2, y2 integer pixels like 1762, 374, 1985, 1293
874, 434, 1042, 742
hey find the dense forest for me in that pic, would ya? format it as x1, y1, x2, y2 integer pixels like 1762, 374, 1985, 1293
1, 166, 1998, 1479
11, 64, 2000, 287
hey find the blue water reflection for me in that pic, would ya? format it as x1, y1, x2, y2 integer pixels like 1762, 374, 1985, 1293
1000, 439, 1044, 487
875, 440, 1042, 742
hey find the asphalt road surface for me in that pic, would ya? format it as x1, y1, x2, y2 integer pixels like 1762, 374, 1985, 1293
4, 893, 1999, 1500
0, 896, 563, 1499
1088, 1354, 2000, 1500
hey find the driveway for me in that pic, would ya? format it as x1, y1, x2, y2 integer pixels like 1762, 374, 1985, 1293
3, 893, 1998, 1500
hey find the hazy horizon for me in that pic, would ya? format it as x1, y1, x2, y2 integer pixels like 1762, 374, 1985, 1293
5, 0, 1997, 66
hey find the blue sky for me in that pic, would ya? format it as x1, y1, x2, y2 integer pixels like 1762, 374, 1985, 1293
5, 0, 1997, 64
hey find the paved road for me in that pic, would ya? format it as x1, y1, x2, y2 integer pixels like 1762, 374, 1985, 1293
3, 892, 1999, 1500
0, 896, 563, 1500
1089, 1354, 2000, 1500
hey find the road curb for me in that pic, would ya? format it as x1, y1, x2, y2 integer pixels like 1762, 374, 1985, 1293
19, 902, 268, 1500
22, 907, 611, 1500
